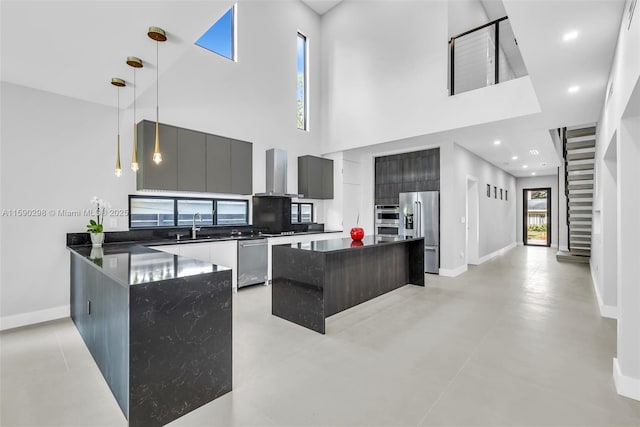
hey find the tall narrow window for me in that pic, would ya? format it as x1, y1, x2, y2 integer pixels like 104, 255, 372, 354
297, 32, 307, 130
196, 4, 236, 61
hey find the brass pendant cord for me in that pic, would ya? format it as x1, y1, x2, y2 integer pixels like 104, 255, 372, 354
115, 87, 122, 176
153, 37, 162, 164
132, 66, 138, 170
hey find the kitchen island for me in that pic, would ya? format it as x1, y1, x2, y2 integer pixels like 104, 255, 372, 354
272, 236, 424, 334
68, 243, 232, 427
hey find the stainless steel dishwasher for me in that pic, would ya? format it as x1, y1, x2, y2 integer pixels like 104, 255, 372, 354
237, 239, 268, 288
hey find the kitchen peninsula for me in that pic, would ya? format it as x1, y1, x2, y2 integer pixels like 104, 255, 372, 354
68, 243, 232, 427
272, 236, 425, 334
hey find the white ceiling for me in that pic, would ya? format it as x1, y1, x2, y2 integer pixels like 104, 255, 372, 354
1, 0, 233, 108
300, 0, 343, 15
0, 0, 626, 179
503, 0, 625, 130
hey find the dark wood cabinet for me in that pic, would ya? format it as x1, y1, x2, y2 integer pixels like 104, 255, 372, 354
298, 155, 334, 199
137, 120, 252, 195
374, 148, 440, 205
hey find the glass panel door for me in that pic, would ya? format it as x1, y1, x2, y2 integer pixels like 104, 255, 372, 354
524, 188, 551, 247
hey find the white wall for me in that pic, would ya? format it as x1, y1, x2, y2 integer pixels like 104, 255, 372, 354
515, 174, 559, 248
448, 0, 489, 38
320, 0, 541, 154
0, 83, 131, 327
135, 0, 323, 197
0, 0, 322, 329
446, 143, 516, 269
590, 0, 640, 400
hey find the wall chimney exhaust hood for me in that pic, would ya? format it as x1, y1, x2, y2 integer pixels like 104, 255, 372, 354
255, 148, 303, 197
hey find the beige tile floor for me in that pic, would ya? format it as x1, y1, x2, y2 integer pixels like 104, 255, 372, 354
2, 246, 640, 426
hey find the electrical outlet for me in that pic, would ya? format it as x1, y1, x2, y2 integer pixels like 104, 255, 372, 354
110, 218, 118, 228
110, 258, 118, 268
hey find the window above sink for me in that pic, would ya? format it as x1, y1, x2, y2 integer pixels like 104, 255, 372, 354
129, 195, 249, 229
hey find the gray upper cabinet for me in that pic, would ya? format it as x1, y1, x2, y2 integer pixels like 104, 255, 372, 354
137, 121, 178, 191
298, 155, 333, 199
136, 120, 252, 195
206, 135, 232, 193
177, 128, 206, 192
230, 140, 253, 195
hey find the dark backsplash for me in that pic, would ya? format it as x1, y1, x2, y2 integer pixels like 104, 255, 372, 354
66, 225, 256, 246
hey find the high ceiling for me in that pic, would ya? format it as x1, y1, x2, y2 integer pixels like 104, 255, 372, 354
1, 0, 627, 179
1, 0, 233, 108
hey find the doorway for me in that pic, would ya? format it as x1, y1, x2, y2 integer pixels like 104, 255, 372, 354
465, 176, 479, 264
523, 188, 551, 247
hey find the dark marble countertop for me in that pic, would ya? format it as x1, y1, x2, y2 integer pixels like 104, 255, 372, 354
278, 235, 423, 253
68, 243, 230, 287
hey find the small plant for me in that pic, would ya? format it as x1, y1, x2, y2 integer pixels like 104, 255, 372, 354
86, 196, 110, 234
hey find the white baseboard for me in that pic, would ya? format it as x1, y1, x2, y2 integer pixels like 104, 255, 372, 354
439, 265, 468, 277
590, 261, 618, 319
473, 242, 517, 265
0, 305, 69, 331
517, 242, 524, 247
613, 358, 640, 401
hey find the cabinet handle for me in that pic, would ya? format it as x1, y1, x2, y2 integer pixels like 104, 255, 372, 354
87, 300, 91, 315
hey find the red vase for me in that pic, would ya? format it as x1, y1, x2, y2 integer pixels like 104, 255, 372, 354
350, 227, 364, 241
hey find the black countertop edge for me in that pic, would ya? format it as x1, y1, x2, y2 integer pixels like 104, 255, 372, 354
67, 242, 231, 288
275, 235, 424, 254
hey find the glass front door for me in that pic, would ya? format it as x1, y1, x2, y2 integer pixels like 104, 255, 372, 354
524, 188, 551, 247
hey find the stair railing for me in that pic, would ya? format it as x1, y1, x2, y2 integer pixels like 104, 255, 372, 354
449, 16, 526, 96
562, 127, 570, 251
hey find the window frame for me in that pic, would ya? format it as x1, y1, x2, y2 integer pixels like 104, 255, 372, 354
291, 202, 314, 224
128, 195, 249, 229
296, 31, 308, 131
194, 3, 237, 62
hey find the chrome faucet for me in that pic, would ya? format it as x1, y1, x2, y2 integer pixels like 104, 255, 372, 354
192, 213, 202, 239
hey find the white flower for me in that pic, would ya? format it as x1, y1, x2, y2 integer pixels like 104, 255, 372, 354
90, 196, 99, 205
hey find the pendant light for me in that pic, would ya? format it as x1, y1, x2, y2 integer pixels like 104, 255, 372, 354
148, 26, 167, 164
126, 56, 143, 172
111, 77, 126, 177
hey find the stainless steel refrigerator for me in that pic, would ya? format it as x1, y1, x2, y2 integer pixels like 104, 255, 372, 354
399, 191, 439, 274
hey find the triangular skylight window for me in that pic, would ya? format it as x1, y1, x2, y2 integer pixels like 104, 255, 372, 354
195, 5, 236, 61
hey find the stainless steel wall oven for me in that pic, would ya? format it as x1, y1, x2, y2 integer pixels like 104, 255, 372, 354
374, 205, 399, 237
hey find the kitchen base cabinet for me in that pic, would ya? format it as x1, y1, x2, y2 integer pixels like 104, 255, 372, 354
69, 245, 232, 426
272, 236, 424, 334
150, 240, 238, 291
266, 232, 342, 281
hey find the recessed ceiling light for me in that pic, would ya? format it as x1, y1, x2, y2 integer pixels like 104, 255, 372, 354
530, 149, 539, 155
493, 140, 501, 145
531, 172, 537, 176
568, 86, 580, 94
541, 162, 548, 166
563, 31, 579, 42
523, 165, 528, 169
512, 155, 518, 160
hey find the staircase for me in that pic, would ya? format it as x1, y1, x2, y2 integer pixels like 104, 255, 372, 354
557, 125, 595, 264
